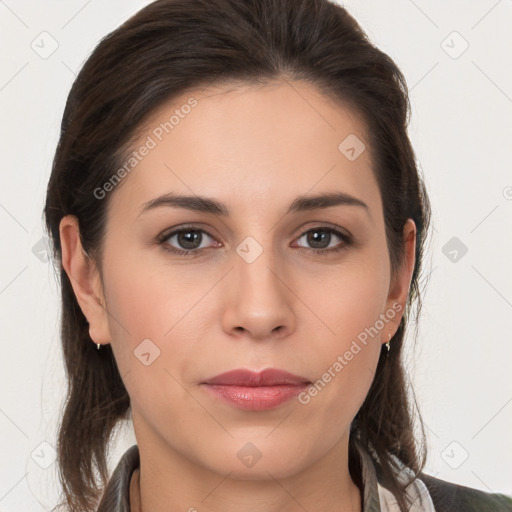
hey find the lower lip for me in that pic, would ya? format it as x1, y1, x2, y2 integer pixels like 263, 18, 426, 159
201, 383, 309, 411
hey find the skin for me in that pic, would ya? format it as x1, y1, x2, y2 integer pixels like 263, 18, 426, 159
60, 79, 416, 512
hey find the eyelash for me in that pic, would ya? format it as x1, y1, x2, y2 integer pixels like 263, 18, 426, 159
156, 224, 352, 257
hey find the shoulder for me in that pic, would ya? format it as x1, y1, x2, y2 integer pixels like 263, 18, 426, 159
419, 472, 512, 512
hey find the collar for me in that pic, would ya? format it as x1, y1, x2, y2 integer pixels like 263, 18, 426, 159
96, 443, 435, 512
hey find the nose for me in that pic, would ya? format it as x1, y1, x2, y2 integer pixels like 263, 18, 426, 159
220, 243, 296, 341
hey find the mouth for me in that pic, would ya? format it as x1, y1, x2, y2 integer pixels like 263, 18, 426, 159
200, 368, 311, 411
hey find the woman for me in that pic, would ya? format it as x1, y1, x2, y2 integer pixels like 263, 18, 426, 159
44, 0, 512, 511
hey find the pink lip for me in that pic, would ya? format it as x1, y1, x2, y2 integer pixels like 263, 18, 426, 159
201, 369, 310, 411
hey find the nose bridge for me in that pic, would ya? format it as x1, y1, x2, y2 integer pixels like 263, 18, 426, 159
234, 233, 282, 300
223, 233, 295, 338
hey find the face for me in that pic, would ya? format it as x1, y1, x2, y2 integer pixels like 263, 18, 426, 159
62, 79, 415, 481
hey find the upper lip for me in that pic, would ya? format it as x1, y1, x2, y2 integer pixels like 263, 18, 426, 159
202, 368, 310, 386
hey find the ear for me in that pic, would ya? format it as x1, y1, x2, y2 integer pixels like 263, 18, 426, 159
59, 215, 111, 346
383, 218, 417, 342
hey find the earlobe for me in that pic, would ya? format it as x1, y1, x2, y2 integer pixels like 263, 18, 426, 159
59, 215, 111, 345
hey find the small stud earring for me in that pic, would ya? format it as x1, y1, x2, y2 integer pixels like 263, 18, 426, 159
97, 343, 101, 350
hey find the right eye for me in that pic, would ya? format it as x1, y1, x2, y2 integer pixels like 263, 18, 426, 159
157, 226, 221, 256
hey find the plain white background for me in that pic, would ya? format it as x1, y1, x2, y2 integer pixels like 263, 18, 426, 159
1, 0, 511, 510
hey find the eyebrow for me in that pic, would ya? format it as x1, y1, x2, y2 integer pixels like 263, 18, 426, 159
138, 191, 369, 217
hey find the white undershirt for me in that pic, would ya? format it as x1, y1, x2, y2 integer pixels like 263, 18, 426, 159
378, 476, 436, 511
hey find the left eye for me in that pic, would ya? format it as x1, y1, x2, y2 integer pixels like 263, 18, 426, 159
294, 227, 349, 251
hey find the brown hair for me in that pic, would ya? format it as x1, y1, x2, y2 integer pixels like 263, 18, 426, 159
44, 0, 431, 510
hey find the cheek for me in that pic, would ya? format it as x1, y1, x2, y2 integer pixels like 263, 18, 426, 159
293, 252, 388, 405
304, 252, 390, 341
101, 257, 202, 419
100, 247, 206, 389
308, 274, 383, 396
102, 244, 206, 339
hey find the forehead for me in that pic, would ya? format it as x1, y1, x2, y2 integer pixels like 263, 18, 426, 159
107, 79, 381, 222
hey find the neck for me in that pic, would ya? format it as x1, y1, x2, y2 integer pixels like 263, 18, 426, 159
129, 434, 362, 512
